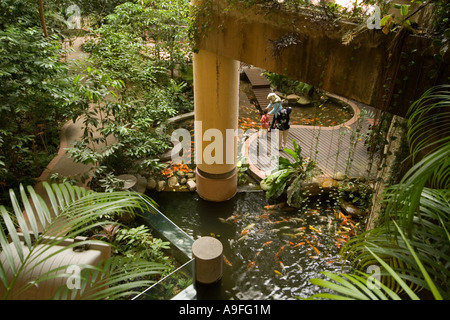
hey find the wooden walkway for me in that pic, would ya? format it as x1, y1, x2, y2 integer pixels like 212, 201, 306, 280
241, 66, 379, 180
243, 107, 378, 181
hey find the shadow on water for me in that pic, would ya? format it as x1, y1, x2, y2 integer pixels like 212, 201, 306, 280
149, 191, 351, 300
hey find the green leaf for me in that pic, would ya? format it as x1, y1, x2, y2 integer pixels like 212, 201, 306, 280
380, 15, 391, 27
400, 5, 409, 16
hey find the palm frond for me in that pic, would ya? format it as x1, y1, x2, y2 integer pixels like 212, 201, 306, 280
309, 224, 443, 300
0, 182, 167, 300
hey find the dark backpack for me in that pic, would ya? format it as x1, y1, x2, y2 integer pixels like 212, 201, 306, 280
276, 109, 290, 130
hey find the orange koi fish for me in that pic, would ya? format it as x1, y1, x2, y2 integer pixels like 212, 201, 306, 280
247, 261, 257, 269
241, 229, 249, 236
274, 245, 285, 262
223, 255, 232, 266
294, 242, 305, 247
264, 202, 285, 210
274, 218, 289, 224
339, 212, 348, 226
306, 240, 320, 255
274, 270, 283, 276
262, 241, 273, 247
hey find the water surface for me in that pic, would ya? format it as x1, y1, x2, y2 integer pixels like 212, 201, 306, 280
150, 191, 352, 300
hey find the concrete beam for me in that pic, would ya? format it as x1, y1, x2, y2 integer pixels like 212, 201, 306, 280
193, 1, 449, 117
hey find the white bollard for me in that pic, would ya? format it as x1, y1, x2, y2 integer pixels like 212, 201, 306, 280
192, 236, 223, 284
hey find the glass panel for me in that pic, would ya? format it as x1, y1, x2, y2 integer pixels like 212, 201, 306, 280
132, 259, 194, 300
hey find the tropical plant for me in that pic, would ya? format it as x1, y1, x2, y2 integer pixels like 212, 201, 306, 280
308, 85, 450, 300
0, 26, 80, 203
308, 222, 442, 300
0, 182, 169, 300
65, 67, 172, 191
261, 139, 322, 208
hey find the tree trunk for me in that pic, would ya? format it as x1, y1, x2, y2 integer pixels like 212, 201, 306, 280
37, 0, 48, 37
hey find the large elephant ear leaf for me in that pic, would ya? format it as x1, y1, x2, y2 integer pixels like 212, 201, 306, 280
265, 169, 295, 199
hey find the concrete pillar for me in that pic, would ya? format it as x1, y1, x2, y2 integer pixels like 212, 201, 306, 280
192, 236, 223, 284
193, 49, 239, 201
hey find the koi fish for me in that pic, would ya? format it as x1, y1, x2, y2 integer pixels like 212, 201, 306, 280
306, 240, 320, 255
309, 225, 322, 234
264, 203, 285, 210
262, 241, 272, 247
339, 211, 348, 226
218, 214, 240, 224
287, 241, 294, 246
240, 229, 249, 236
289, 217, 305, 224
274, 245, 285, 262
257, 213, 270, 220
310, 245, 320, 255
237, 234, 248, 242
327, 218, 333, 230
278, 245, 286, 253
274, 270, 283, 276
223, 255, 232, 266
294, 242, 305, 247
247, 261, 257, 269
242, 223, 255, 233
282, 233, 299, 239
279, 261, 286, 271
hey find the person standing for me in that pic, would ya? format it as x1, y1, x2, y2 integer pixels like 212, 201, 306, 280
274, 106, 292, 151
266, 93, 282, 132
260, 109, 270, 135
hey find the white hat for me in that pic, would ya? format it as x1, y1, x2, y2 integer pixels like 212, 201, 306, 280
267, 92, 281, 102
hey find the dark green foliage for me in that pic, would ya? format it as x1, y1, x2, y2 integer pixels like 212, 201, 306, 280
0, 26, 78, 198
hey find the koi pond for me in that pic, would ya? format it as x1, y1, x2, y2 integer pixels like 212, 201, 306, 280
147, 190, 355, 300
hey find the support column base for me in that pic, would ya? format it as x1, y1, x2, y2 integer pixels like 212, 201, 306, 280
196, 168, 237, 202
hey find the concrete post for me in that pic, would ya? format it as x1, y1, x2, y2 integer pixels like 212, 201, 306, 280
193, 49, 239, 201
192, 236, 223, 284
